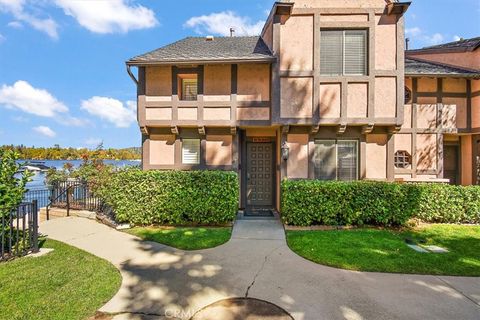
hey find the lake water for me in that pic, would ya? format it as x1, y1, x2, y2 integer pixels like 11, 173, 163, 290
18, 159, 141, 190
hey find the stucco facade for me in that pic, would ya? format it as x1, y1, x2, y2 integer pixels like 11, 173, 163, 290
128, 0, 479, 213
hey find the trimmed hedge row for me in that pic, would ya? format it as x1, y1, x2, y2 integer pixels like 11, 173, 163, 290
97, 169, 239, 225
281, 180, 480, 226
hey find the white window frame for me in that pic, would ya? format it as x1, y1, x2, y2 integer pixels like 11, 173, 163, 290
181, 138, 200, 165
314, 139, 359, 181
320, 29, 368, 76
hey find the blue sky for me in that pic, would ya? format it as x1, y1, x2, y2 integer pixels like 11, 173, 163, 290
0, 0, 479, 149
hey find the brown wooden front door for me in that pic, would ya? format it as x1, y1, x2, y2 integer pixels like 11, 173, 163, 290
444, 144, 459, 185
246, 142, 274, 209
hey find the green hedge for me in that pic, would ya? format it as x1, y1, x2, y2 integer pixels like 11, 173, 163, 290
97, 169, 239, 226
281, 180, 480, 227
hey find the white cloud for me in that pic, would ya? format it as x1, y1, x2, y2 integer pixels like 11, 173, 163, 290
425, 33, 444, 45
81, 96, 136, 128
184, 11, 264, 36
33, 126, 56, 138
405, 27, 422, 37
84, 137, 103, 147
7, 21, 23, 28
0, 80, 68, 117
55, 0, 157, 34
453, 35, 462, 41
0, 0, 58, 39
0, 33, 5, 43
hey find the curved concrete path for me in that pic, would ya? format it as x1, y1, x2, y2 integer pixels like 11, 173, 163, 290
40, 217, 480, 320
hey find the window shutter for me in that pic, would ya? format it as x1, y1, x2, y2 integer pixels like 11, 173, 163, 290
320, 30, 343, 75
344, 30, 367, 75
337, 141, 358, 181
182, 139, 200, 164
314, 140, 337, 180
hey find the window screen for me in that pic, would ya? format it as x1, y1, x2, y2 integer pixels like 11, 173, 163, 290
337, 141, 358, 181
314, 140, 358, 180
182, 139, 200, 164
320, 31, 343, 75
314, 140, 337, 180
344, 31, 367, 75
181, 78, 198, 101
320, 30, 367, 76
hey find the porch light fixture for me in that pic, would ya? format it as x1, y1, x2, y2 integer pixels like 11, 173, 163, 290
281, 142, 290, 161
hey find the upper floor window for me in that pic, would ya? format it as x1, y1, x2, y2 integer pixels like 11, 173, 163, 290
314, 140, 358, 181
320, 30, 367, 76
180, 76, 198, 101
182, 138, 200, 164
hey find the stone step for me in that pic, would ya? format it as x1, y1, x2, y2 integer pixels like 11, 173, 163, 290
39, 207, 97, 223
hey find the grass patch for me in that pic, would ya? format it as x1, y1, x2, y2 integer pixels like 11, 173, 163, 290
286, 224, 480, 276
126, 226, 232, 250
0, 239, 121, 320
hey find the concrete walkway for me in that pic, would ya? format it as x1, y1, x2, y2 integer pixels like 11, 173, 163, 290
40, 217, 480, 320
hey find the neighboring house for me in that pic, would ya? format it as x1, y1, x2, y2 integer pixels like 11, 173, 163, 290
404, 38, 480, 185
126, 0, 479, 213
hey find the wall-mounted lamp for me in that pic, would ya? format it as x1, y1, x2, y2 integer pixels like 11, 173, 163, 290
281, 142, 290, 161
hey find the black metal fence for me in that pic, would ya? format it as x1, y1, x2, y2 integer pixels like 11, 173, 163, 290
1, 200, 39, 262
46, 180, 103, 219
24, 188, 52, 209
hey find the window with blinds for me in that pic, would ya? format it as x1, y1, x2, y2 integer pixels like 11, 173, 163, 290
320, 30, 367, 76
181, 78, 198, 101
314, 140, 358, 181
182, 139, 200, 164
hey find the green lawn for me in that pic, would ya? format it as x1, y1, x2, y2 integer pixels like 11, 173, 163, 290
286, 224, 480, 276
0, 239, 121, 320
127, 226, 232, 250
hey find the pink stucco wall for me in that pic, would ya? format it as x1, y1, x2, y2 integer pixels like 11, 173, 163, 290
149, 135, 175, 165
281, 77, 313, 118
238, 64, 270, 102
206, 135, 232, 166
286, 134, 309, 179
374, 77, 396, 117
366, 134, 387, 179
375, 15, 397, 70
280, 15, 314, 71
347, 83, 368, 118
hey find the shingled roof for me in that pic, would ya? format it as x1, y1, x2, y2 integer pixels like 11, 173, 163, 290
127, 36, 274, 65
405, 57, 480, 78
407, 36, 480, 53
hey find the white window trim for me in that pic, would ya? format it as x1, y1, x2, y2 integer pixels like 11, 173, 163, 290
320, 29, 367, 76
181, 138, 200, 165
314, 139, 359, 181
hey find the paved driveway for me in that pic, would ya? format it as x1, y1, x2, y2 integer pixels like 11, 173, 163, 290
40, 217, 480, 320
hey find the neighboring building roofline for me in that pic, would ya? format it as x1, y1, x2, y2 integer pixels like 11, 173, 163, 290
406, 36, 480, 54
405, 57, 480, 78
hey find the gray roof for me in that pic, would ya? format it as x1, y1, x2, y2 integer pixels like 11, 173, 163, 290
408, 36, 480, 53
405, 58, 480, 78
127, 36, 274, 65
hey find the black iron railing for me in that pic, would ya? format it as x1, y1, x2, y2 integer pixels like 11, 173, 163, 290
1, 200, 39, 262
46, 181, 103, 220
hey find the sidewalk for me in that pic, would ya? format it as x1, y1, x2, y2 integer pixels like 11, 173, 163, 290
40, 217, 480, 320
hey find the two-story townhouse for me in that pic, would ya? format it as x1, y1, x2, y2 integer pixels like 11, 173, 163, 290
402, 38, 480, 185
126, 0, 478, 214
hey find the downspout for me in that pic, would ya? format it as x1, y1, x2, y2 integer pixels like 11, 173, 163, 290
126, 63, 138, 85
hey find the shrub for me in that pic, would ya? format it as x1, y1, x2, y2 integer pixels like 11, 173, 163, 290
96, 168, 239, 226
0, 150, 31, 219
281, 180, 480, 227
